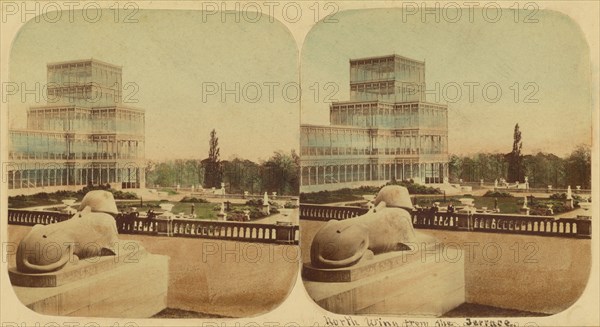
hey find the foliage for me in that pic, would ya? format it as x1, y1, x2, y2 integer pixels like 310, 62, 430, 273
549, 193, 567, 200
260, 150, 300, 195
565, 144, 591, 189
146, 159, 201, 188
245, 199, 262, 206
301, 180, 441, 204
450, 152, 507, 184
147, 149, 299, 196
8, 184, 137, 208
222, 158, 261, 194
179, 196, 209, 203
283, 201, 298, 209
386, 179, 442, 194
449, 144, 591, 189
203, 129, 222, 189
529, 201, 570, 216
300, 188, 365, 204
158, 188, 178, 195
483, 190, 513, 198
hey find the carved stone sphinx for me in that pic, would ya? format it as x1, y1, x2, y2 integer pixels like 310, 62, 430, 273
16, 190, 120, 274
310, 185, 418, 269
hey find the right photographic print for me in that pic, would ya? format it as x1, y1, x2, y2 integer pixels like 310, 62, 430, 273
298, 7, 592, 317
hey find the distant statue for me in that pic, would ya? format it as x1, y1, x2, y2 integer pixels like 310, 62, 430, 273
16, 191, 120, 274
310, 185, 417, 269
447, 204, 455, 213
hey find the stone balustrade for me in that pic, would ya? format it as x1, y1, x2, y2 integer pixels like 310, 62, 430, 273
299, 204, 368, 220
300, 204, 591, 239
8, 209, 300, 245
7, 209, 71, 225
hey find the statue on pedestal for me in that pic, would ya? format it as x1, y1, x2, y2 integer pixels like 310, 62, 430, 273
262, 192, 271, 215
566, 185, 574, 209
520, 195, 530, 216
310, 185, 420, 269
16, 191, 120, 274
217, 202, 228, 221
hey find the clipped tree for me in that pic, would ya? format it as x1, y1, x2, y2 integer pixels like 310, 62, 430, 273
507, 123, 523, 183
203, 129, 222, 188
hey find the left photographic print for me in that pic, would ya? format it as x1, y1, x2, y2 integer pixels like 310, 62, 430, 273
4, 8, 300, 318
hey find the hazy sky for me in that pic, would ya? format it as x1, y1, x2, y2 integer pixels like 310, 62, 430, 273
8, 7, 592, 160
300, 8, 592, 157
9, 10, 299, 161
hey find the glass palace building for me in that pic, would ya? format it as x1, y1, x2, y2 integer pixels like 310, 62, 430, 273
7, 59, 145, 194
300, 54, 449, 192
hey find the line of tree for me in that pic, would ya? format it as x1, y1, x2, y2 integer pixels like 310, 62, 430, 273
449, 148, 591, 189
449, 123, 591, 189
145, 151, 300, 195
145, 129, 299, 195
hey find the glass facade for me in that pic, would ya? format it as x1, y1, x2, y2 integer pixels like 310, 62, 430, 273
46, 60, 122, 108
349, 55, 426, 102
301, 55, 449, 190
8, 59, 145, 192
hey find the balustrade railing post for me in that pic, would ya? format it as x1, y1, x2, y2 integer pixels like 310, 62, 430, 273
576, 220, 592, 238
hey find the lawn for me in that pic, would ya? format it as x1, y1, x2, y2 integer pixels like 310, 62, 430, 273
412, 196, 521, 214
118, 201, 219, 220
117, 200, 276, 221
8, 197, 64, 208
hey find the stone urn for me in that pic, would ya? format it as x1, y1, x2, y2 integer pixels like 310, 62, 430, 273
159, 203, 175, 219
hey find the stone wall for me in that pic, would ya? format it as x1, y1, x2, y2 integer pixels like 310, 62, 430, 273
7, 225, 299, 318
301, 220, 591, 315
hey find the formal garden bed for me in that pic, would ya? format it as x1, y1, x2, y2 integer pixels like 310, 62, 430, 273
300, 179, 441, 204
8, 184, 138, 208
307, 188, 585, 216
116, 197, 288, 221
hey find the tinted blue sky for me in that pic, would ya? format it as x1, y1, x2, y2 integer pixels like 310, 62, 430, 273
301, 8, 592, 156
9, 10, 299, 161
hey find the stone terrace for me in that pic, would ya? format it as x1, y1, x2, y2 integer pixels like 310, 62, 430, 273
7, 225, 299, 318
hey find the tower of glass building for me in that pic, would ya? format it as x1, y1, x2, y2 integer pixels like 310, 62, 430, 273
300, 54, 448, 192
7, 59, 146, 194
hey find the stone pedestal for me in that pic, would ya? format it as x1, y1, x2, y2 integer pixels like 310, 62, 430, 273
565, 199, 574, 209
262, 204, 270, 215
156, 217, 173, 236
303, 243, 465, 316
9, 241, 169, 318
